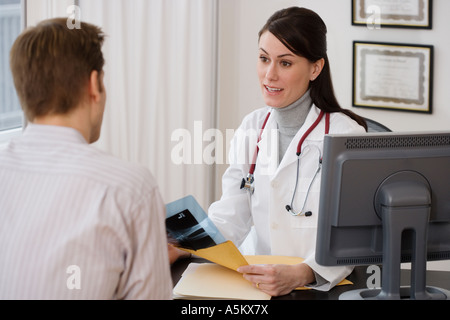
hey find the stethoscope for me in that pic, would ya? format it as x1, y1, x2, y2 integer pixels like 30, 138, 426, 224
240, 110, 330, 217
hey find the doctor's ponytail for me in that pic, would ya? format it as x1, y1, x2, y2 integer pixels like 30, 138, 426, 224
259, 7, 368, 131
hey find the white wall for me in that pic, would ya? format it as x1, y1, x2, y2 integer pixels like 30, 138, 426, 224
26, 0, 74, 26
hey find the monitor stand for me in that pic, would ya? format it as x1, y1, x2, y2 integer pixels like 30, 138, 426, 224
340, 171, 450, 300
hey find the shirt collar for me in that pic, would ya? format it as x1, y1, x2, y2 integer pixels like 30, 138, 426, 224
23, 123, 88, 145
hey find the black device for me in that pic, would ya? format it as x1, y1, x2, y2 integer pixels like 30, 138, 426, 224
316, 131, 450, 300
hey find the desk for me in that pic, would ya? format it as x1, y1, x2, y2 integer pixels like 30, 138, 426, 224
171, 258, 450, 300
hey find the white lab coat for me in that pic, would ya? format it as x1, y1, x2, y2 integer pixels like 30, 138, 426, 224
209, 104, 366, 291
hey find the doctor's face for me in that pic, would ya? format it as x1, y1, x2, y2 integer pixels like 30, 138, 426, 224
257, 31, 317, 109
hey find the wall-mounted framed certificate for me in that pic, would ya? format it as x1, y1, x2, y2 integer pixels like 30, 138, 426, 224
352, 0, 433, 29
352, 41, 433, 113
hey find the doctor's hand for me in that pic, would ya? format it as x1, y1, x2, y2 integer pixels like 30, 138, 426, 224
237, 263, 315, 297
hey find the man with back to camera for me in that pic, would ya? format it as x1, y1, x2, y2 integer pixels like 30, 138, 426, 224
0, 18, 172, 299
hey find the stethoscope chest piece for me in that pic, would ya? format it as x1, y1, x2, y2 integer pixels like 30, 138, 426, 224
240, 173, 255, 194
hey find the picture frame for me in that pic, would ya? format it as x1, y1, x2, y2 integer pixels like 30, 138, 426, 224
352, 41, 434, 114
352, 0, 433, 29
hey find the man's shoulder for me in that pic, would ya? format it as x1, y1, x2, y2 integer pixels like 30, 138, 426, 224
80, 147, 159, 193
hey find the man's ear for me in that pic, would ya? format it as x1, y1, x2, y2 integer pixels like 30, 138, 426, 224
88, 70, 102, 103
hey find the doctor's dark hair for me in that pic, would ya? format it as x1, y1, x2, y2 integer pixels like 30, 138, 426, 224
259, 7, 367, 131
10, 18, 105, 121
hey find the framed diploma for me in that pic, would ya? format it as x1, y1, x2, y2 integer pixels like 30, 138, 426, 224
352, 0, 433, 29
353, 41, 433, 113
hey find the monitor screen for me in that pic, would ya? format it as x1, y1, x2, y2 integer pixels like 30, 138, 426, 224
315, 131, 450, 299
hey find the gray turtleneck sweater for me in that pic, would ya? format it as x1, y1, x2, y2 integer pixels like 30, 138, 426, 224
272, 90, 313, 163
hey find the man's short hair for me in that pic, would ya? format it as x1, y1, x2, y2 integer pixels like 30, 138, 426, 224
10, 18, 105, 121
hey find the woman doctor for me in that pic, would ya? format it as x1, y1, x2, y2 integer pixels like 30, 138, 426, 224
170, 7, 367, 296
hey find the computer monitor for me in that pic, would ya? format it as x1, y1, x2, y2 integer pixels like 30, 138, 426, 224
316, 131, 450, 300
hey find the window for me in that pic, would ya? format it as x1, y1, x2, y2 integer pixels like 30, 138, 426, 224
0, 0, 24, 146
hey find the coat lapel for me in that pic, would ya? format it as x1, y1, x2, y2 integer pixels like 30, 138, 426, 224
255, 113, 279, 178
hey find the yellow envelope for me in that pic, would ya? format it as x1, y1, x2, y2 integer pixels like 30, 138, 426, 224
178, 240, 248, 271
177, 241, 352, 289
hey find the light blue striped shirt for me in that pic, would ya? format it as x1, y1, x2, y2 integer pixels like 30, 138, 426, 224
0, 124, 172, 299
